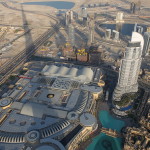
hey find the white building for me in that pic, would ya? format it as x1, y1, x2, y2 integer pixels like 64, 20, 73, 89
105, 29, 111, 39
113, 32, 144, 101
143, 32, 150, 56
116, 12, 124, 23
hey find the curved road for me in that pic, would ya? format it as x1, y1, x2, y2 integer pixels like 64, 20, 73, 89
0, 2, 58, 22
0, 2, 62, 84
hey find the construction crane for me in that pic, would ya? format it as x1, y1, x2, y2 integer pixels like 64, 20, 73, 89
76, 49, 87, 55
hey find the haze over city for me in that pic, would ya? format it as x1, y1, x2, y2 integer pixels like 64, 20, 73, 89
0, 0, 150, 150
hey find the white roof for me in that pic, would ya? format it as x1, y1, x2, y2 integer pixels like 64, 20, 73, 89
80, 113, 96, 127
131, 32, 144, 50
20, 102, 67, 119
80, 84, 102, 93
41, 65, 93, 83
10, 102, 24, 110
66, 90, 80, 109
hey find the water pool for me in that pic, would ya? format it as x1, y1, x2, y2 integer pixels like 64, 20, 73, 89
99, 110, 125, 132
100, 23, 146, 36
86, 110, 125, 150
87, 133, 123, 150
23, 1, 75, 9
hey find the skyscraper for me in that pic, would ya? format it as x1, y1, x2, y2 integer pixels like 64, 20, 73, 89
130, 2, 136, 14
105, 29, 111, 39
134, 23, 143, 34
112, 30, 119, 41
113, 32, 144, 101
68, 24, 75, 46
65, 10, 73, 26
81, 7, 87, 18
116, 12, 124, 23
143, 32, 150, 56
81, 7, 88, 26
88, 19, 94, 45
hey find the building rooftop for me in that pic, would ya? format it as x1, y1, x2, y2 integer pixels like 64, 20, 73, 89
80, 113, 97, 127
41, 64, 94, 83
0, 62, 103, 150
20, 102, 68, 119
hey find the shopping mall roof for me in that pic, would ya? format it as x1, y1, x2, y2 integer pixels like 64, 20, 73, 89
20, 102, 67, 119
80, 113, 97, 127
41, 65, 94, 83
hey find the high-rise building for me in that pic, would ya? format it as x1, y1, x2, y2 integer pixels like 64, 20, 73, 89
134, 23, 143, 34
81, 7, 87, 18
134, 23, 137, 32
137, 26, 143, 34
113, 32, 144, 101
143, 32, 150, 56
88, 20, 94, 45
105, 29, 111, 39
81, 7, 88, 26
130, 2, 136, 14
116, 12, 124, 23
83, 17, 88, 26
112, 30, 119, 41
88, 27, 94, 45
131, 32, 144, 49
68, 24, 75, 46
65, 10, 73, 26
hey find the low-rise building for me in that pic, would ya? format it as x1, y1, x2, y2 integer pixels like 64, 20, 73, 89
123, 115, 150, 150
0, 62, 103, 150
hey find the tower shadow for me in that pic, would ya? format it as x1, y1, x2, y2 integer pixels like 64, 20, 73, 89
21, 4, 35, 61
74, 28, 88, 46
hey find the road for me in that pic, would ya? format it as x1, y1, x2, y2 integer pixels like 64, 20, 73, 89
0, 22, 62, 85
0, 2, 57, 22
0, 1, 62, 85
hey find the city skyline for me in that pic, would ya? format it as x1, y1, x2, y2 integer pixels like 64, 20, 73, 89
0, 0, 149, 150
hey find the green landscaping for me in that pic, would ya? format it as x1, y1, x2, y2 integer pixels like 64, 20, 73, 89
114, 93, 136, 107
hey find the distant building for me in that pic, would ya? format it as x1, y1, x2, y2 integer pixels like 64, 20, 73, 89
81, 7, 88, 26
83, 17, 88, 26
68, 24, 75, 46
62, 46, 76, 60
105, 29, 111, 39
124, 114, 150, 150
88, 21, 94, 45
112, 30, 119, 41
131, 32, 144, 49
76, 53, 88, 62
134, 23, 143, 34
143, 32, 150, 56
136, 90, 150, 118
116, 12, 124, 23
81, 7, 87, 18
89, 52, 101, 64
65, 10, 73, 26
76, 49, 88, 62
130, 2, 136, 14
113, 32, 144, 101
137, 26, 143, 34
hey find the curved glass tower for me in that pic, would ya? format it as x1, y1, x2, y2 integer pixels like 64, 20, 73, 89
113, 32, 144, 101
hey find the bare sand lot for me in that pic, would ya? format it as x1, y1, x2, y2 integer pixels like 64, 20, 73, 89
0, 0, 150, 66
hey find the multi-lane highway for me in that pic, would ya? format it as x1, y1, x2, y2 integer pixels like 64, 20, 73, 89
0, 22, 62, 85
0, 1, 62, 84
